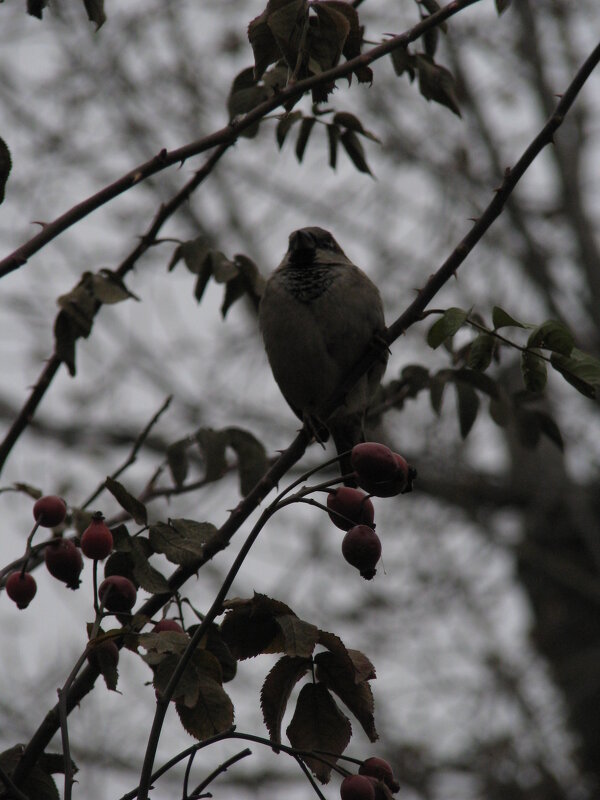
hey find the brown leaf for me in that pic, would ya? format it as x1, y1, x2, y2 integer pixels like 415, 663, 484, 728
176, 677, 234, 740
315, 651, 378, 742
261, 655, 311, 747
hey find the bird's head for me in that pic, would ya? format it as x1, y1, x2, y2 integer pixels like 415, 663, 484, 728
286, 227, 347, 266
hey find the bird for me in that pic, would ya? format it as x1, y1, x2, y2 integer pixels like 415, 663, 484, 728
259, 226, 388, 484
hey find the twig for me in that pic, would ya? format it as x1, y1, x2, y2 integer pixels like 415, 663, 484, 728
188, 748, 252, 798
294, 755, 328, 800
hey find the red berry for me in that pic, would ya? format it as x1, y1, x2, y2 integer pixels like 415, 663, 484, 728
342, 525, 382, 580
99, 575, 137, 612
359, 758, 400, 792
33, 495, 67, 527
351, 443, 397, 481
340, 774, 376, 800
6, 571, 37, 609
87, 639, 119, 670
45, 539, 83, 589
327, 488, 375, 531
80, 513, 113, 560
153, 619, 185, 633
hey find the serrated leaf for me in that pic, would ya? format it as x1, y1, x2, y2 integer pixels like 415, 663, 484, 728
455, 382, 479, 438
202, 624, 237, 683
317, 629, 355, 672
0, 746, 59, 800
149, 519, 216, 567
105, 477, 147, 525
427, 308, 468, 349
315, 651, 377, 742
0, 136, 11, 204
347, 649, 376, 682
83, 0, 106, 29
521, 349, 547, 393
220, 593, 295, 660
467, 333, 494, 371
492, 305, 526, 330
416, 54, 461, 117
275, 615, 319, 658
261, 656, 311, 747
286, 683, 351, 783
225, 427, 269, 496
527, 320, 574, 356
340, 129, 373, 175
176, 677, 234, 740
87, 637, 119, 691
551, 349, 600, 398
295, 117, 316, 162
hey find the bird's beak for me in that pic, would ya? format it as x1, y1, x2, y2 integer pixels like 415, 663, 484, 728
288, 229, 316, 256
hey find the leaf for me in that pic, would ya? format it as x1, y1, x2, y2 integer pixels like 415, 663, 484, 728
416, 54, 461, 117
333, 112, 380, 142
166, 440, 189, 488
550, 349, 600, 398
527, 320, 574, 356
0, 136, 11, 204
105, 477, 147, 525
514, 408, 541, 449
90, 270, 139, 304
176, 677, 234, 740
295, 117, 316, 162
276, 111, 302, 148
489, 396, 510, 427
429, 370, 450, 414
340, 130, 373, 175
129, 538, 170, 594
0, 746, 59, 800
195, 428, 229, 483
261, 656, 311, 747
327, 123, 339, 169
87, 637, 119, 691
427, 308, 468, 349
225, 427, 269, 496
154, 649, 223, 708
220, 593, 296, 660
168, 236, 211, 274
521, 349, 547, 393
83, 0, 106, 29
534, 410, 564, 451
492, 305, 526, 330
286, 683, 351, 783
314, 651, 377, 742
275, 615, 319, 658
390, 46, 415, 79
248, 7, 281, 79
455, 382, 479, 438
27, 0, 48, 18
453, 368, 499, 399
467, 333, 494, 371
317, 629, 355, 673
347, 649, 376, 682
149, 519, 217, 567
201, 624, 237, 683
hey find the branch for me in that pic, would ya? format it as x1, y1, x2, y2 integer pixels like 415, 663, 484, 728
0, 0, 481, 280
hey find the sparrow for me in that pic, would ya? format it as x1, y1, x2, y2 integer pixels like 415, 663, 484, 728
259, 227, 388, 484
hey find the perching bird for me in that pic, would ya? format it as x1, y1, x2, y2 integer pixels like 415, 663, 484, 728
259, 227, 388, 483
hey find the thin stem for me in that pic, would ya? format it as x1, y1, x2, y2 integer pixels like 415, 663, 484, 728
188, 748, 252, 797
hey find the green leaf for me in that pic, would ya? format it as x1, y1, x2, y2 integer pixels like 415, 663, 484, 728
83, 0, 106, 29
295, 117, 316, 162
340, 129, 373, 175
105, 477, 147, 526
91, 270, 139, 304
195, 427, 229, 482
166, 440, 189, 488
453, 368, 499, 398
455, 381, 479, 438
427, 308, 468, 349
333, 112, 380, 142
534, 411, 564, 451
551, 349, 600, 398
521, 349, 547, 393
429, 370, 450, 414
149, 518, 217, 567
390, 46, 415, 80
527, 320, 574, 356
248, 8, 281, 79
492, 305, 526, 330
0, 136, 11, 204
489, 396, 510, 427
467, 333, 494, 371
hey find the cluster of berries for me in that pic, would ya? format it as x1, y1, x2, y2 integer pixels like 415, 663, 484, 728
341, 756, 400, 799
328, 443, 416, 580
5, 495, 135, 613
